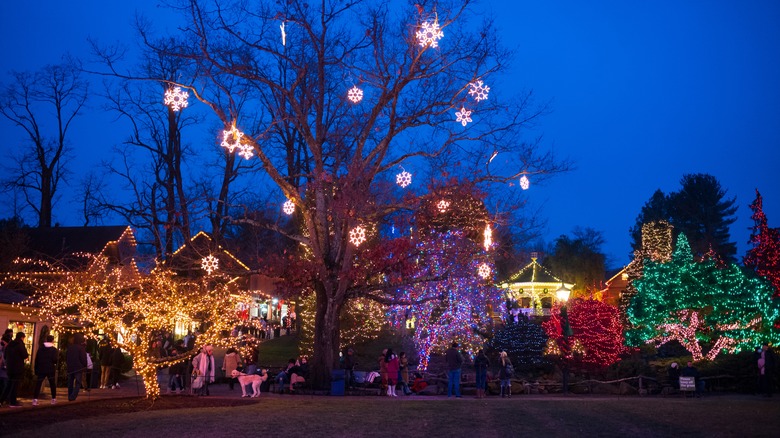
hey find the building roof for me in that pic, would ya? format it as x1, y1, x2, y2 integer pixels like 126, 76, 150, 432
499, 257, 574, 299
23, 226, 133, 261
0, 287, 31, 305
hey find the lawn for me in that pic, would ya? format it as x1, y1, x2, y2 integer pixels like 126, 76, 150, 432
4, 394, 779, 437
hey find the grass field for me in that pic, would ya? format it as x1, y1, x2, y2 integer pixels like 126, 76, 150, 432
5, 394, 779, 438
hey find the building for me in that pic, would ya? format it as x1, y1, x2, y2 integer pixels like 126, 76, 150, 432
499, 254, 574, 318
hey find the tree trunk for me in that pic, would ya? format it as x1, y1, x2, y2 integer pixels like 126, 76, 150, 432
310, 281, 343, 389
137, 362, 161, 399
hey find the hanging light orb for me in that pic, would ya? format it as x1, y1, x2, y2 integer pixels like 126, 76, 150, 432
347, 86, 364, 103
163, 86, 189, 111
519, 175, 530, 190
201, 255, 219, 275
477, 263, 491, 279
437, 200, 450, 213
282, 199, 295, 215
396, 171, 412, 188
349, 225, 367, 247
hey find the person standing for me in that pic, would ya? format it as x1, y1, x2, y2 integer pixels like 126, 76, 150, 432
384, 348, 400, 397
398, 352, 412, 395
444, 342, 464, 398
0, 332, 11, 405
33, 335, 58, 406
221, 347, 242, 390
66, 333, 88, 401
668, 362, 681, 390
109, 346, 125, 389
378, 348, 388, 395
98, 339, 113, 389
758, 343, 776, 397
192, 345, 216, 396
474, 349, 490, 399
499, 351, 513, 398
1, 332, 28, 407
681, 361, 703, 397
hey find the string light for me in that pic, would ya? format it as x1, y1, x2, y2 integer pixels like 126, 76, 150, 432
455, 107, 472, 126
416, 20, 444, 48
347, 86, 363, 103
237, 142, 254, 160
164, 86, 189, 112
283, 199, 295, 215
483, 224, 492, 251
349, 225, 367, 246
280, 21, 286, 46
437, 200, 450, 212
9, 254, 250, 399
468, 80, 490, 102
201, 255, 219, 274
396, 170, 412, 188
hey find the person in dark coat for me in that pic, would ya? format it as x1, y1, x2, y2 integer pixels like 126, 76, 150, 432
0, 332, 28, 407
474, 349, 490, 399
66, 333, 88, 401
109, 346, 125, 389
33, 335, 59, 405
668, 362, 681, 390
98, 339, 113, 389
681, 361, 703, 397
444, 341, 464, 398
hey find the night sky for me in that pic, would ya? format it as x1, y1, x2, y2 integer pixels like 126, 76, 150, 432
1, 0, 779, 268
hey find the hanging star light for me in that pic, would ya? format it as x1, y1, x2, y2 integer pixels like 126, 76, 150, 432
201, 255, 219, 275
221, 123, 244, 153
519, 175, 530, 190
347, 86, 363, 103
283, 199, 295, 215
416, 20, 444, 48
478, 263, 492, 279
396, 170, 412, 188
163, 86, 189, 112
455, 107, 472, 126
483, 224, 493, 251
237, 142, 254, 160
349, 225, 367, 247
468, 80, 490, 102
437, 200, 450, 212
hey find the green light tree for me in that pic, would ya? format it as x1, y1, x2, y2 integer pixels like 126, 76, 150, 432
626, 234, 780, 360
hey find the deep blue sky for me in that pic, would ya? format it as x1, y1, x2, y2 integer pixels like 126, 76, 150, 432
1, 1, 779, 268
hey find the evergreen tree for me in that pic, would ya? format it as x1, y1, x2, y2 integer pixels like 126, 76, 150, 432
626, 234, 780, 360
744, 189, 780, 296
629, 189, 670, 254
488, 316, 548, 371
668, 174, 738, 263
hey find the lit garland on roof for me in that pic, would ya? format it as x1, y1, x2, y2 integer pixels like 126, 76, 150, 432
9, 254, 251, 399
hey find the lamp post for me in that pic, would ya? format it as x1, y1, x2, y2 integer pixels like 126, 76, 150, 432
556, 283, 572, 395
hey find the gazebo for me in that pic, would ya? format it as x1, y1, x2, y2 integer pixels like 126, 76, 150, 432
499, 254, 573, 317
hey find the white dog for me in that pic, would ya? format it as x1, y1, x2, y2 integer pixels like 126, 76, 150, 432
231, 369, 267, 397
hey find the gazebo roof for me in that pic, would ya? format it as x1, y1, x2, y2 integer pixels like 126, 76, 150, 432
499, 257, 573, 295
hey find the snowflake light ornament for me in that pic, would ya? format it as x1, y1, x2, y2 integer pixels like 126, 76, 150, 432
164, 86, 189, 111
237, 142, 254, 160
468, 80, 490, 102
349, 225, 367, 247
477, 263, 491, 279
221, 123, 244, 153
396, 170, 412, 188
201, 255, 219, 275
455, 107, 472, 126
416, 21, 444, 48
282, 199, 295, 215
483, 224, 493, 251
437, 200, 450, 213
519, 175, 530, 190
347, 86, 363, 103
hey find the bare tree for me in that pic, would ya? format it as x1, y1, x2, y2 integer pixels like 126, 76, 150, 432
138, 0, 568, 384
0, 60, 88, 228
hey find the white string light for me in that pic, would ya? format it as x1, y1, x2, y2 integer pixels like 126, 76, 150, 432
347, 86, 363, 103
519, 175, 530, 190
163, 86, 189, 112
201, 255, 219, 275
283, 199, 295, 215
416, 21, 444, 48
468, 80, 490, 102
349, 225, 367, 246
455, 107, 472, 126
396, 170, 412, 188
